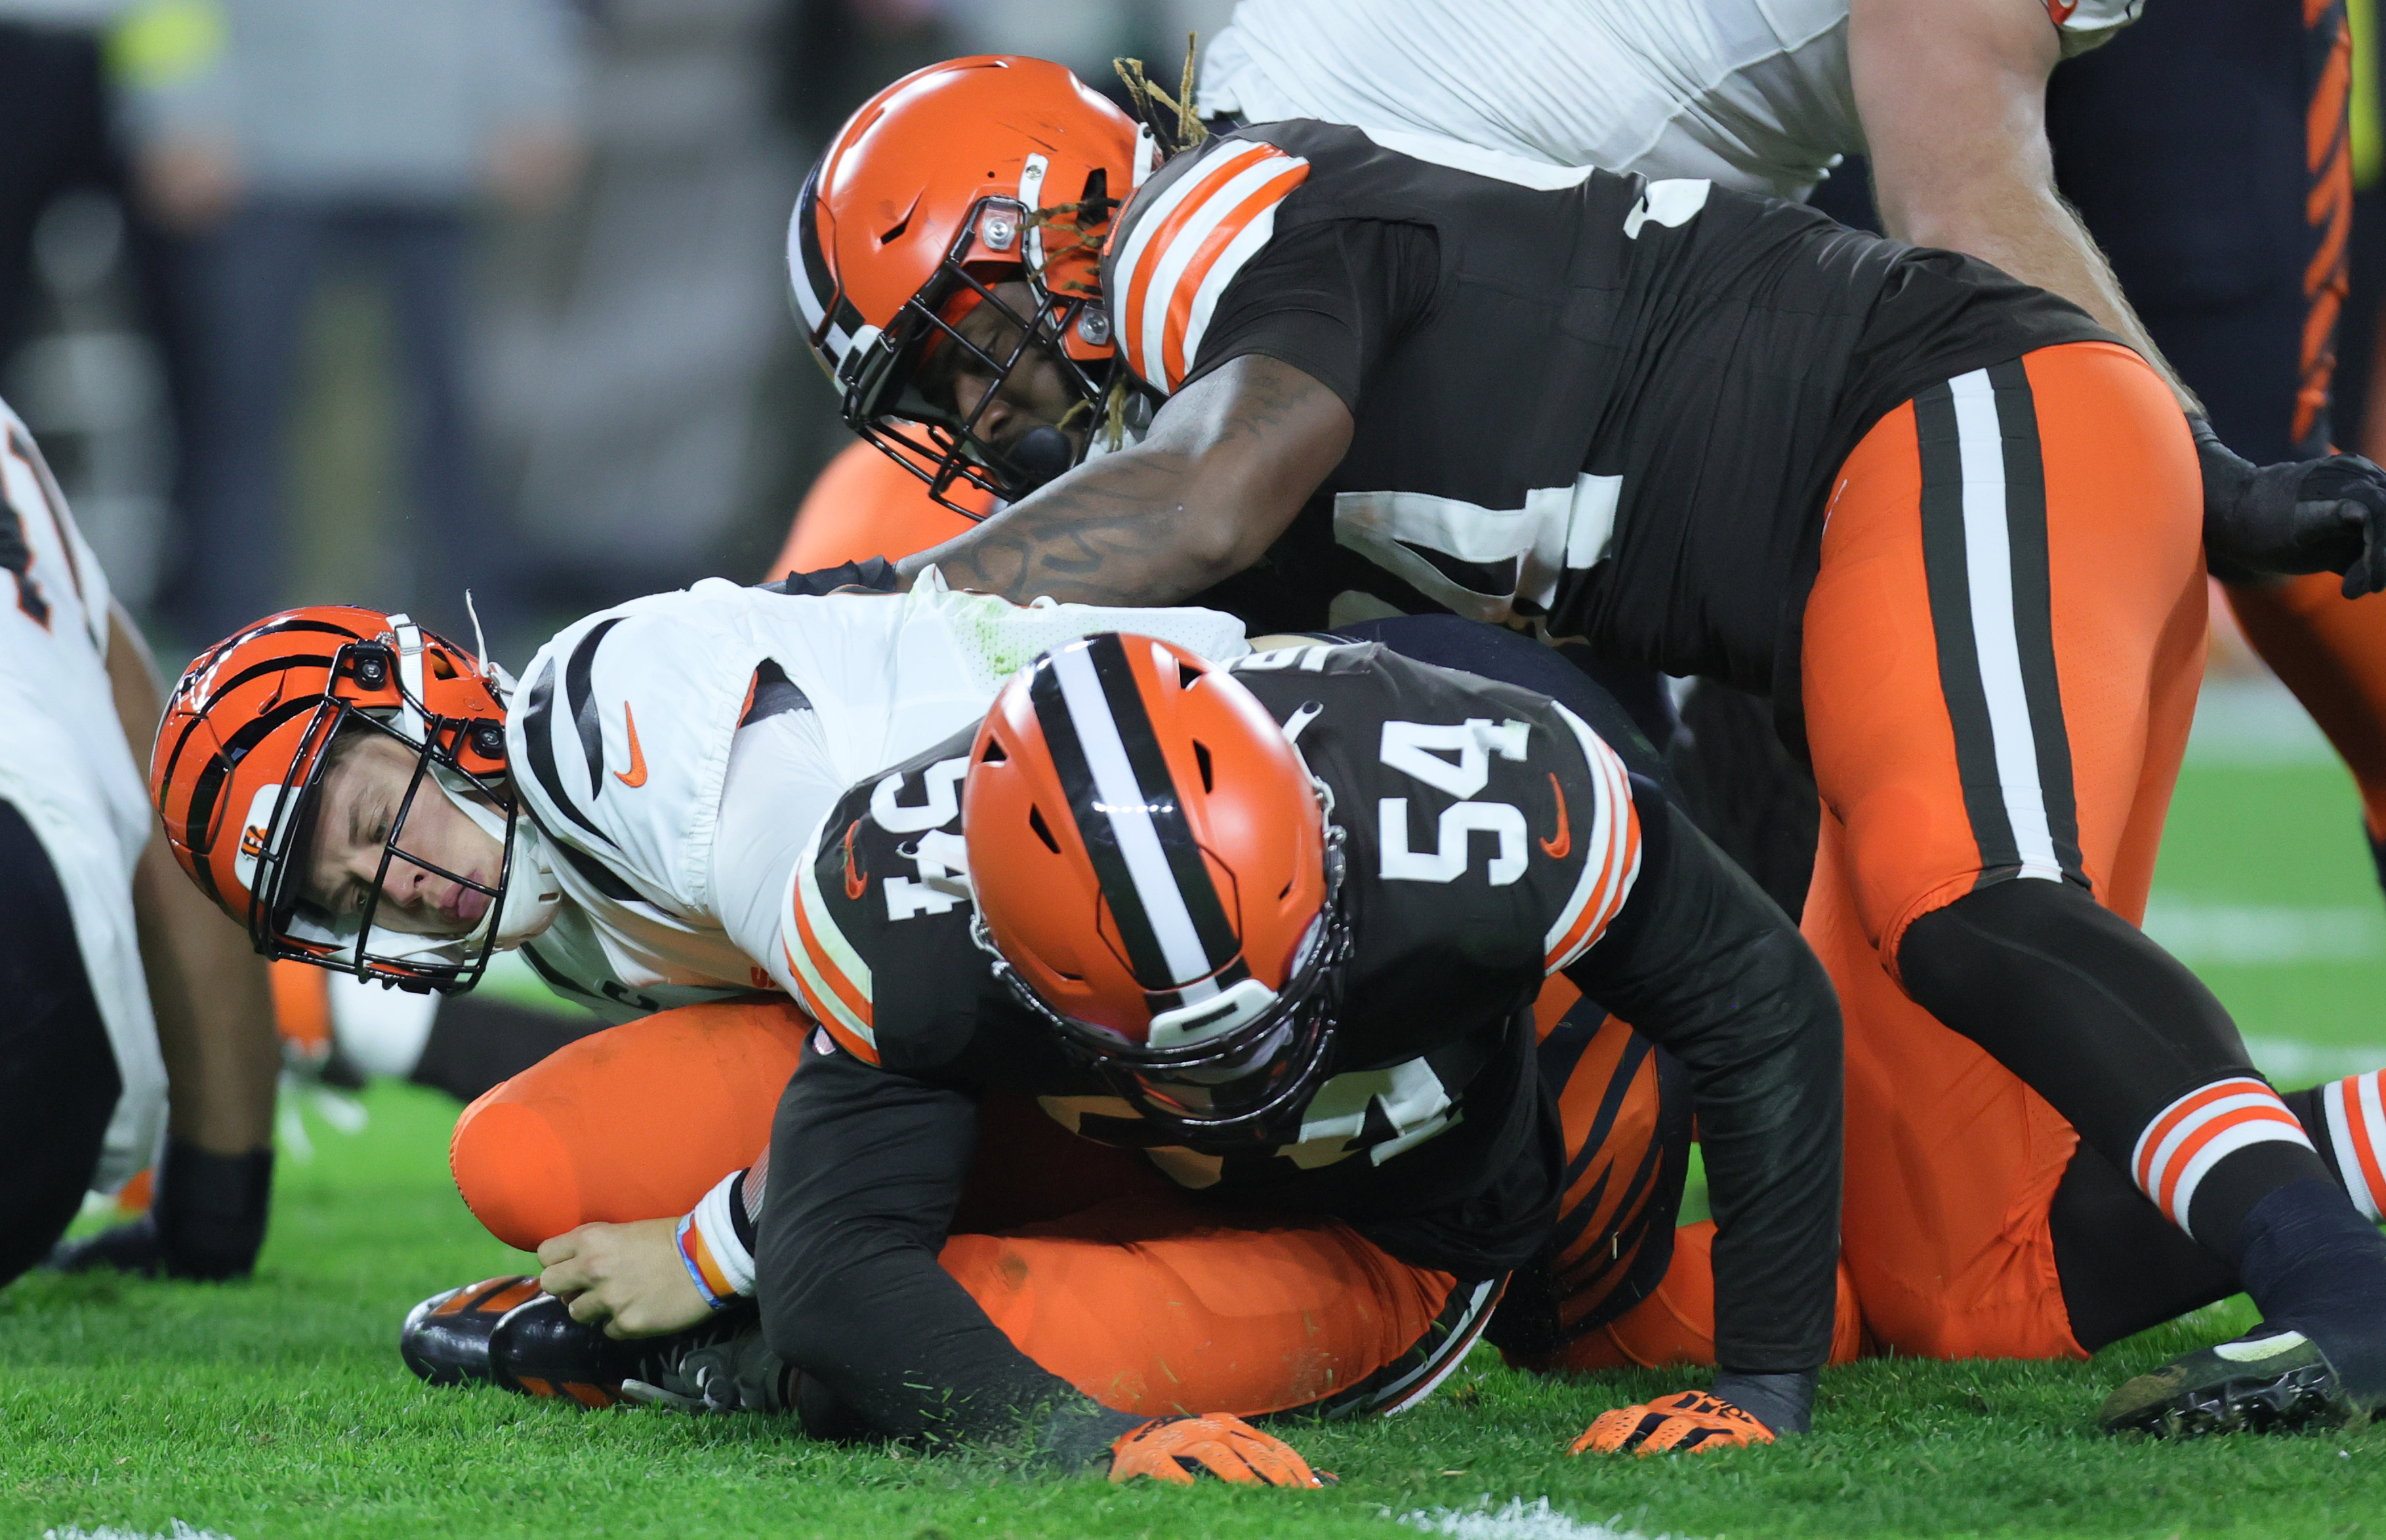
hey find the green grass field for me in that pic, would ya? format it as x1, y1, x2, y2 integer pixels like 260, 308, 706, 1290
6, 707, 2385, 1540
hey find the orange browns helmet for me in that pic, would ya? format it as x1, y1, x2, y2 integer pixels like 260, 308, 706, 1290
789, 56, 1145, 513
964, 634, 1350, 1145
150, 607, 515, 992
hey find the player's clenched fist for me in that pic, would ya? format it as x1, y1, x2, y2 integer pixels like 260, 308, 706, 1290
1573, 1390, 1776, 1455
1108, 1414, 1331, 1486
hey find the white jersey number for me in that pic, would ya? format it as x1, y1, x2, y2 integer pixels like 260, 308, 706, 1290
1376, 718, 1531, 886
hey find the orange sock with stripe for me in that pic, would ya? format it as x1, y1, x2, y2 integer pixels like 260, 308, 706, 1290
2284, 1070, 2386, 1221
2141, 1076, 2386, 1398
2130, 1076, 2327, 1250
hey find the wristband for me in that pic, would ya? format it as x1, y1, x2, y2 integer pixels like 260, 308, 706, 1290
155, 1136, 273, 1280
674, 1171, 758, 1310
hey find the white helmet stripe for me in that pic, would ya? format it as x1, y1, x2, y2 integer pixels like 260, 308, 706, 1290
1048, 641, 1218, 993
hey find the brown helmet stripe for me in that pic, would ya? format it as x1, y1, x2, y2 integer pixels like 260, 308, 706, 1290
1027, 635, 1240, 993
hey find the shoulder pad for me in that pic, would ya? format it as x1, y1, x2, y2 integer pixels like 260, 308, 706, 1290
781, 730, 978, 1064
1106, 134, 1311, 394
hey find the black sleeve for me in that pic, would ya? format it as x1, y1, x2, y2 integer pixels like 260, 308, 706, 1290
1180, 217, 1440, 413
1565, 773, 1843, 1375
752, 1046, 1141, 1459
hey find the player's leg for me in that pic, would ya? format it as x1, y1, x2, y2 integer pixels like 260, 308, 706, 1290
175, 204, 323, 643
379, 206, 489, 636
1809, 340, 2386, 1422
447, 1000, 813, 1249
0, 799, 122, 1287
1486, 987, 1691, 1368
447, 996, 1487, 1419
2285, 1068, 2386, 1223
448, 1000, 1164, 1249
2042, 540, 2244, 1351
2221, 573, 2386, 891
2051, 0, 2386, 904
1805, 812, 2089, 1360
943, 1192, 1492, 1421
1492, 983, 1852, 1376
1529, 1219, 1866, 1372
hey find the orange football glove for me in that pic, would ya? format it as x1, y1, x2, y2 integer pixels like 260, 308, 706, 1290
1108, 1414, 1330, 1487
1572, 1390, 1776, 1455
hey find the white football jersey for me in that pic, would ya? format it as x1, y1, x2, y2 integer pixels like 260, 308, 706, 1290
0, 397, 167, 1190
501, 573, 1252, 1023
1197, 0, 2141, 202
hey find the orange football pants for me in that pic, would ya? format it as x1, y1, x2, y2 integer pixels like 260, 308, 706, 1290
451, 1000, 1458, 1417
449, 988, 1689, 1415
1800, 340, 2207, 1360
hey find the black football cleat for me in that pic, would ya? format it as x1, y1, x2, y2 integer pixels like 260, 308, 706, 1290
2100, 1327, 2368, 1438
400, 1276, 545, 1387
486, 1292, 758, 1409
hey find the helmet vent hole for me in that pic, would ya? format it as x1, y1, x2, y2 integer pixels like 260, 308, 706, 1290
1193, 741, 1214, 793
878, 192, 922, 247
1028, 805, 1061, 854
981, 739, 1007, 763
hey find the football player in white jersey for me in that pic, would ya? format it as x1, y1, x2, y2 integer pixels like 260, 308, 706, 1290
0, 397, 281, 1289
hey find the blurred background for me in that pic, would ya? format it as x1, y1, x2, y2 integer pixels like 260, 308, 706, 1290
0, 0, 1239, 674
1, 0, 2383, 684
7, 0, 2385, 1185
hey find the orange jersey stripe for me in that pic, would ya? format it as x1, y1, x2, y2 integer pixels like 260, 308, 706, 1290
1157, 169, 1311, 387
1119, 144, 1277, 382
783, 938, 876, 1064
789, 886, 871, 1032
1121, 146, 1288, 372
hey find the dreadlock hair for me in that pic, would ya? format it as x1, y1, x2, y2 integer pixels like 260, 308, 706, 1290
1114, 38, 1208, 161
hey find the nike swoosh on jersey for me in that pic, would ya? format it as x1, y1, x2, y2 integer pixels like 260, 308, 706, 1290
842, 819, 866, 901
1539, 771, 1571, 860
1113, 140, 1309, 394
613, 703, 648, 788
1541, 704, 1643, 973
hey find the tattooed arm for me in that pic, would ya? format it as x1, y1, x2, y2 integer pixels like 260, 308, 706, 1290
894, 354, 1353, 606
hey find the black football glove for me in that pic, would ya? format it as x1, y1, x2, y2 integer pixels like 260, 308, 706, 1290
47, 1137, 272, 1281
2194, 417, 2386, 596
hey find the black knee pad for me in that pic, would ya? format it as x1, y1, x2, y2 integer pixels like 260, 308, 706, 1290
1897, 877, 2255, 1161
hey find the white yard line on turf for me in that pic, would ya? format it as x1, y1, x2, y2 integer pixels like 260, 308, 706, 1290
2141, 897, 2385, 965
2186, 677, 2335, 765
2242, 1036, 2386, 1083
1397, 1497, 1674, 1540
45, 1525, 236, 1540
